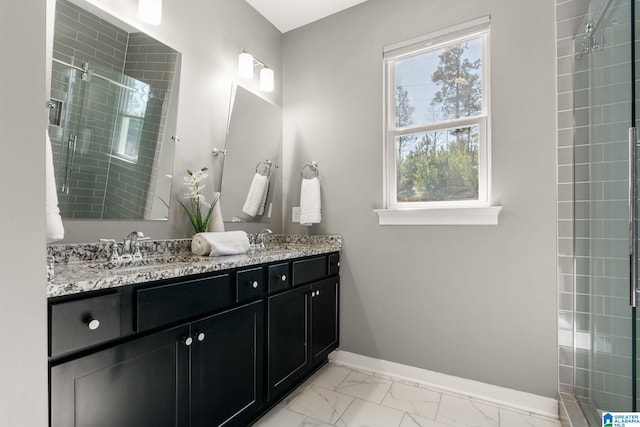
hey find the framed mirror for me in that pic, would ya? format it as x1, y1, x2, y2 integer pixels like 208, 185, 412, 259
48, 0, 181, 220
220, 84, 282, 223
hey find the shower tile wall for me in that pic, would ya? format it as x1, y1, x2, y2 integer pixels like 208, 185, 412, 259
102, 34, 178, 219
50, 0, 177, 220
557, 0, 590, 401
557, 0, 638, 415
50, 0, 128, 218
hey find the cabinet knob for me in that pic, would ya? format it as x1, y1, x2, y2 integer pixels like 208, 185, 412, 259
281, 274, 287, 282
87, 319, 100, 330
197, 332, 205, 342
251, 280, 259, 289
183, 336, 193, 346
316, 290, 321, 296
311, 291, 316, 297
337, 262, 340, 267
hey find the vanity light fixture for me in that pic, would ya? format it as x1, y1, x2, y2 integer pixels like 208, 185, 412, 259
138, 0, 162, 25
259, 68, 274, 92
238, 51, 274, 92
238, 52, 255, 79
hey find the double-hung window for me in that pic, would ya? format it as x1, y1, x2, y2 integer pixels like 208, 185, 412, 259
378, 16, 501, 225
113, 77, 151, 164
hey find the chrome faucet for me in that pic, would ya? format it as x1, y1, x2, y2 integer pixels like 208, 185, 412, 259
254, 229, 273, 251
99, 239, 121, 263
122, 231, 150, 261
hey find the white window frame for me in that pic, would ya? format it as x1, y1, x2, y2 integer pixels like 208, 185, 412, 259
112, 82, 150, 164
376, 16, 501, 225
114, 115, 143, 164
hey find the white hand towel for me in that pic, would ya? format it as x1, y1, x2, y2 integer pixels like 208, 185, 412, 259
300, 177, 321, 226
257, 177, 269, 216
242, 173, 269, 217
207, 192, 225, 232
46, 130, 65, 242
191, 231, 250, 256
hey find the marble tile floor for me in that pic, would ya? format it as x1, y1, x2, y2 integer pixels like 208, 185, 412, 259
254, 363, 560, 427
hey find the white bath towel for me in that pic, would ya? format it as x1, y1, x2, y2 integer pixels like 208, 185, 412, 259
191, 231, 250, 256
46, 130, 65, 242
242, 173, 269, 217
300, 177, 321, 226
207, 192, 225, 232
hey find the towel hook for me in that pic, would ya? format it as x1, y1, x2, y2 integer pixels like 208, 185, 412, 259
301, 161, 319, 178
256, 160, 272, 177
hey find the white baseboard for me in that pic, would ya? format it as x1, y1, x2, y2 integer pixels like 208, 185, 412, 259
328, 350, 558, 419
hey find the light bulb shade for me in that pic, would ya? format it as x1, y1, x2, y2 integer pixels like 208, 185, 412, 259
238, 52, 254, 79
138, 0, 162, 25
260, 67, 274, 92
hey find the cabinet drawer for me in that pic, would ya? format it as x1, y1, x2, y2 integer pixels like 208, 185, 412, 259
237, 267, 264, 303
268, 263, 290, 293
136, 274, 231, 332
50, 293, 121, 357
292, 256, 327, 286
328, 253, 340, 276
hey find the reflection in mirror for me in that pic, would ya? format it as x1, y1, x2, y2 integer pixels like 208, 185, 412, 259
48, 0, 181, 220
220, 84, 282, 223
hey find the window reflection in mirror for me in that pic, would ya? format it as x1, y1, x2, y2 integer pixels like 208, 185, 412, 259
220, 84, 282, 223
48, 0, 181, 220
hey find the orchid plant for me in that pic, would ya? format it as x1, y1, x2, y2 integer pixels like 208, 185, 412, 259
177, 167, 219, 233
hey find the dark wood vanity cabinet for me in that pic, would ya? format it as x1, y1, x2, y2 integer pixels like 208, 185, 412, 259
267, 258, 340, 401
268, 284, 311, 400
190, 301, 264, 427
51, 324, 191, 427
48, 253, 339, 427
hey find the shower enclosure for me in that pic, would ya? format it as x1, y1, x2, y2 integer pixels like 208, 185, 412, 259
569, 0, 639, 423
48, 0, 181, 221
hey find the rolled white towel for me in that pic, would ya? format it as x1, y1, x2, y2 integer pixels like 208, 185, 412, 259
191, 231, 250, 257
300, 177, 321, 226
242, 173, 269, 217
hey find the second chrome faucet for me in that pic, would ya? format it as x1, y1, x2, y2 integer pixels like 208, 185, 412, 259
101, 231, 150, 263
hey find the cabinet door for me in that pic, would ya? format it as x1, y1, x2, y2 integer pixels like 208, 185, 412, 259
191, 301, 264, 427
310, 278, 340, 366
50, 325, 190, 427
267, 284, 310, 401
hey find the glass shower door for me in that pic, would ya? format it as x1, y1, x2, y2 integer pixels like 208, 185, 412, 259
572, 0, 638, 421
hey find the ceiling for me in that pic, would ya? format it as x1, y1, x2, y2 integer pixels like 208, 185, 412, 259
245, 0, 369, 33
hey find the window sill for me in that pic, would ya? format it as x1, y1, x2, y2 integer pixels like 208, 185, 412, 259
374, 205, 502, 225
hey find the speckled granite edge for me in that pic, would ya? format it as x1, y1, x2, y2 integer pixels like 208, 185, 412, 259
47, 239, 193, 264
47, 234, 342, 298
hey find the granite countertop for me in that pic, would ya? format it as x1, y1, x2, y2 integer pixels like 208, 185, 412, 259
47, 235, 341, 298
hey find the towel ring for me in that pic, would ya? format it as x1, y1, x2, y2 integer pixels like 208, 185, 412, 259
256, 160, 272, 177
301, 161, 319, 179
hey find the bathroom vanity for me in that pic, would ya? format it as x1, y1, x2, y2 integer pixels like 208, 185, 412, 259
47, 236, 341, 427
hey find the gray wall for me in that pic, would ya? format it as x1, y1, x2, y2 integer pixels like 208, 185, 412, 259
56, 0, 283, 241
282, 0, 558, 397
0, 0, 48, 425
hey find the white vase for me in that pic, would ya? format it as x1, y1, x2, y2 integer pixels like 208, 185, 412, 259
208, 192, 225, 232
